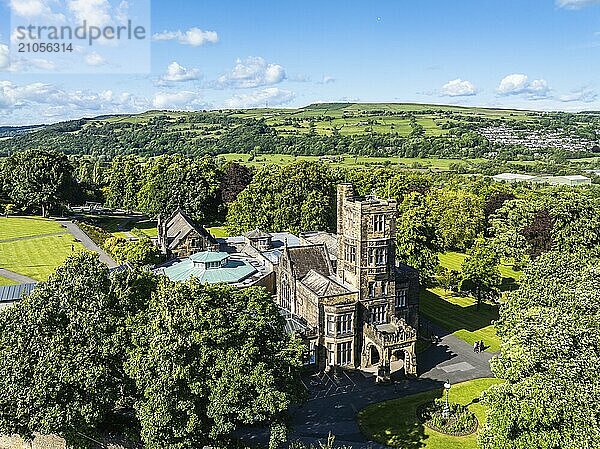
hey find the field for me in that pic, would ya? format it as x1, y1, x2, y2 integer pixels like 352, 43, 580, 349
219, 153, 486, 170
78, 102, 539, 144
0, 217, 83, 281
358, 378, 503, 449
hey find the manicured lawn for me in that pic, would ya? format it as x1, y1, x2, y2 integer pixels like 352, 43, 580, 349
0, 276, 18, 286
208, 226, 229, 238
358, 378, 502, 449
0, 234, 84, 281
420, 288, 500, 352
439, 251, 521, 291
0, 217, 67, 240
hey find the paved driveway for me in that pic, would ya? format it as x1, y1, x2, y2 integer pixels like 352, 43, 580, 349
244, 322, 495, 448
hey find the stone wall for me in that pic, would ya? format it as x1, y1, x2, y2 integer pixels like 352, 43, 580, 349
0, 434, 65, 449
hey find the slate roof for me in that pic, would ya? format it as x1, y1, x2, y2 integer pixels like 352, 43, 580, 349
164, 209, 217, 250
300, 270, 353, 297
244, 228, 271, 239
300, 232, 338, 260
285, 245, 332, 279
0, 283, 37, 303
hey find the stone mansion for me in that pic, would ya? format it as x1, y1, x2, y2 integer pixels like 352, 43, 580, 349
156, 184, 419, 378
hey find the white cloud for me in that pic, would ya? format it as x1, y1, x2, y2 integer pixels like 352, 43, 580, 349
441, 78, 477, 97
152, 27, 219, 47
84, 52, 106, 66
556, 0, 600, 8
67, 0, 111, 27
216, 57, 286, 89
497, 74, 550, 98
9, 0, 64, 20
0, 44, 9, 69
152, 91, 206, 110
559, 87, 598, 102
320, 75, 336, 84
158, 62, 201, 84
224, 87, 295, 108
0, 79, 145, 118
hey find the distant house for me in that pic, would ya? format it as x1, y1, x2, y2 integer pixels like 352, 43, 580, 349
157, 209, 218, 259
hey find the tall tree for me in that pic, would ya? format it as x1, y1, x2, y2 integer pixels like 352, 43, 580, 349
220, 162, 253, 204
1, 149, 77, 216
0, 253, 156, 446
460, 238, 501, 310
105, 155, 142, 211
137, 155, 224, 222
427, 187, 484, 251
126, 280, 305, 449
479, 251, 600, 449
395, 191, 441, 284
226, 161, 339, 235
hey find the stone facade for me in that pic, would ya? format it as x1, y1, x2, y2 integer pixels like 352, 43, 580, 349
277, 184, 419, 378
157, 209, 218, 259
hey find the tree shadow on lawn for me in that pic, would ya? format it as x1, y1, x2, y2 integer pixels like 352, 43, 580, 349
358, 381, 445, 449
419, 289, 499, 335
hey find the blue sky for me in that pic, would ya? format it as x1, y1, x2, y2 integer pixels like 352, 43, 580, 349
1, 0, 600, 124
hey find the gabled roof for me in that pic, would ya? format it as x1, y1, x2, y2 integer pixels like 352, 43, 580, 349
300, 270, 353, 297
300, 232, 338, 260
164, 209, 217, 249
0, 283, 37, 302
244, 228, 271, 239
285, 244, 332, 279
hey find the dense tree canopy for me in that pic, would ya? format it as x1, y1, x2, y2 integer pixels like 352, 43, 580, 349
226, 161, 340, 235
1, 149, 77, 216
480, 251, 600, 449
395, 191, 441, 283
126, 280, 305, 449
0, 252, 155, 446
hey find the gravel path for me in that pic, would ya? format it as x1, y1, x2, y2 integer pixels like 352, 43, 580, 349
58, 220, 118, 268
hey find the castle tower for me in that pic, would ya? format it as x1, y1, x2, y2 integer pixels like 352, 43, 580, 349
336, 184, 397, 323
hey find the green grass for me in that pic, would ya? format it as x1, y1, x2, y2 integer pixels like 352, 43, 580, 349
219, 153, 485, 171
358, 378, 503, 449
420, 288, 500, 353
0, 217, 67, 240
208, 226, 229, 238
0, 233, 84, 281
0, 276, 18, 286
82, 215, 158, 238
439, 251, 521, 291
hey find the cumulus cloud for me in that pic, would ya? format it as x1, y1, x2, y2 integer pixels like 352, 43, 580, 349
497, 74, 550, 98
152, 91, 206, 110
216, 57, 286, 89
9, 0, 65, 21
556, 0, 600, 9
224, 87, 295, 108
157, 62, 201, 84
67, 0, 112, 27
84, 52, 106, 66
152, 27, 219, 46
441, 78, 477, 97
0, 79, 146, 120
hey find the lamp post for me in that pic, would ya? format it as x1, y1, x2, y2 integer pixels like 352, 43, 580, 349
443, 380, 451, 419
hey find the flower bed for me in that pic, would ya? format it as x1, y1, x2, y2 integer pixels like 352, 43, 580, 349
417, 399, 478, 436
